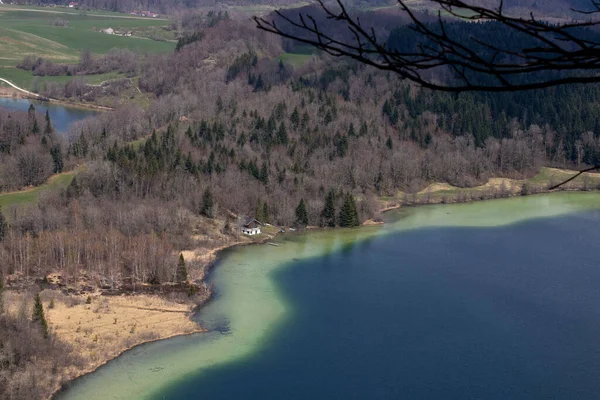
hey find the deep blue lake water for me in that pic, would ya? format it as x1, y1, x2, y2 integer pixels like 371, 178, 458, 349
157, 212, 600, 400
0, 97, 97, 133
57, 195, 600, 400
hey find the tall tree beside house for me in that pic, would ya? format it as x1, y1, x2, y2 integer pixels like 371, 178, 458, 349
0, 210, 6, 242
321, 190, 336, 227
339, 193, 360, 228
255, 200, 265, 222
200, 188, 214, 218
32, 293, 49, 338
262, 202, 270, 224
176, 253, 188, 282
295, 198, 308, 226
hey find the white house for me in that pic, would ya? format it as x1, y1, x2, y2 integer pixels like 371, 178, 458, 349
241, 218, 262, 235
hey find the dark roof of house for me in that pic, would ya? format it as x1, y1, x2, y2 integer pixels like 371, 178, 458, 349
243, 218, 263, 228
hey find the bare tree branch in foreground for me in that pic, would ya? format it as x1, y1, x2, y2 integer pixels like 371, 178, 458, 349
255, 0, 600, 93
549, 165, 600, 190
255, 0, 600, 189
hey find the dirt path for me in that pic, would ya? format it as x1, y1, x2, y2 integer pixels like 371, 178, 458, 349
0, 77, 42, 98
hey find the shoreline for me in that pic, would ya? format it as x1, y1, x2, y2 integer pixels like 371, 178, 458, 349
376, 167, 600, 215
51, 327, 204, 399
45, 168, 600, 399
0, 85, 114, 111
43, 291, 206, 400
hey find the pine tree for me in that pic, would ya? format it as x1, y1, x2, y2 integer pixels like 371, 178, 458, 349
348, 122, 356, 137
0, 211, 5, 242
50, 145, 63, 173
290, 107, 300, 130
295, 198, 308, 226
359, 121, 368, 136
254, 74, 265, 92
259, 162, 269, 185
321, 190, 336, 227
386, 136, 393, 149
33, 293, 49, 338
32, 118, 40, 135
277, 122, 288, 145
201, 188, 214, 218
339, 194, 360, 227
255, 200, 265, 222
44, 110, 53, 135
176, 253, 188, 282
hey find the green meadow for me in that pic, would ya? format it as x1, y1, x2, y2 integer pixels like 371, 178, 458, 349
0, 172, 75, 209
0, 5, 174, 90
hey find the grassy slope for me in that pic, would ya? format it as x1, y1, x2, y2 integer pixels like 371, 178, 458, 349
0, 172, 75, 209
0, 5, 173, 90
403, 167, 600, 204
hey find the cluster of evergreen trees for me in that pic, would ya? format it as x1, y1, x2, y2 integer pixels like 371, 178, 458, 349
312, 190, 360, 228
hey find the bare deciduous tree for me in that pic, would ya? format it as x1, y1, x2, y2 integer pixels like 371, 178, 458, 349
256, 0, 600, 92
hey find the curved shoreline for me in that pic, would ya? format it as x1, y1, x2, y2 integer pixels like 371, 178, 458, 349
51, 327, 205, 399
53, 190, 600, 400
0, 78, 114, 111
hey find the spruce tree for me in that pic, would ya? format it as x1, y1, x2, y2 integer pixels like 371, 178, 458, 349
277, 122, 288, 145
259, 162, 269, 185
44, 110, 53, 135
0, 210, 5, 242
290, 107, 300, 130
50, 145, 63, 173
295, 198, 308, 226
176, 253, 188, 282
386, 136, 393, 149
201, 188, 214, 218
32, 118, 40, 135
348, 122, 356, 137
339, 194, 360, 227
321, 190, 336, 227
32, 293, 49, 338
256, 200, 265, 222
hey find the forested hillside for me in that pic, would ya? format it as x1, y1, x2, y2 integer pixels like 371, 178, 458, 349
1, 14, 599, 285
2, 8, 600, 397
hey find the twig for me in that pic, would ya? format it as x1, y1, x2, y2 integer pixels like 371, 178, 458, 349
548, 165, 600, 190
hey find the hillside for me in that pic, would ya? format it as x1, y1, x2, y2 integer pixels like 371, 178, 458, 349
2, 4, 600, 399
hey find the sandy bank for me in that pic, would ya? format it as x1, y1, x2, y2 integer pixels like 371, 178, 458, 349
4, 290, 203, 399
48, 292, 202, 398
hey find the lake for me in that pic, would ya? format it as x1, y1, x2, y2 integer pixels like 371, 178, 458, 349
57, 193, 600, 400
0, 97, 98, 133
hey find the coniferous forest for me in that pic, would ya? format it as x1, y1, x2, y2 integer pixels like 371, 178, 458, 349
2, 4, 600, 397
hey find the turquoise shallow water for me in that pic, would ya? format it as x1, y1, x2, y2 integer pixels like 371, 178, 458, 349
57, 192, 600, 400
0, 97, 97, 133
